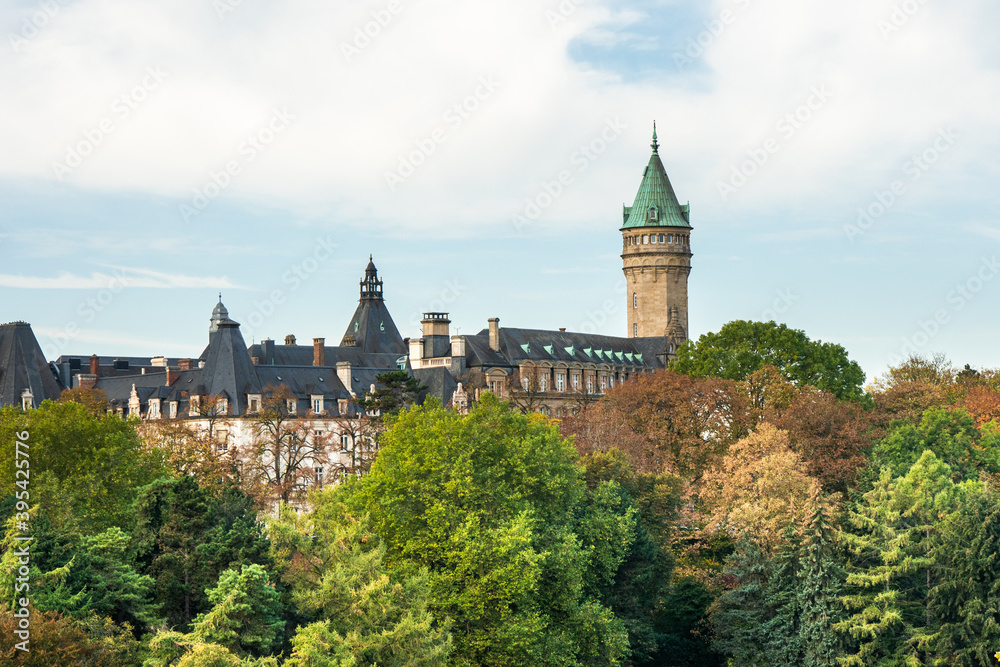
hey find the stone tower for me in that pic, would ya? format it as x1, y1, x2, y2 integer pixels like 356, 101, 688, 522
621, 124, 692, 347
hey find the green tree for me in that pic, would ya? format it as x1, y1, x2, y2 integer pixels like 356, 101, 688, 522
671, 320, 866, 402
189, 564, 284, 658
346, 395, 631, 666
836, 452, 963, 666
30, 524, 156, 631
927, 484, 1000, 666
357, 370, 427, 419
580, 449, 681, 664
272, 493, 451, 667
711, 538, 772, 666
870, 407, 1000, 483
133, 477, 273, 631
0, 401, 168, 533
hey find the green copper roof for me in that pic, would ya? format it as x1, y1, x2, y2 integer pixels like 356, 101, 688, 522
622, 123, 691, 230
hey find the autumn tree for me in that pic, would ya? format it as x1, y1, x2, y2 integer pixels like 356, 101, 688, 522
961, 384, 1000, 428
58, 387, 109, 416
248, 384, 332, 504
764, 388, 873, 494
700, 424, 818, 554
564, 370, 751, 478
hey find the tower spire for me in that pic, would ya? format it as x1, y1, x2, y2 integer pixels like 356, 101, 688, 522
651, 121, 659, 154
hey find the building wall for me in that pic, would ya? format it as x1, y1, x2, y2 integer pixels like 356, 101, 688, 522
622, 229, 691, 338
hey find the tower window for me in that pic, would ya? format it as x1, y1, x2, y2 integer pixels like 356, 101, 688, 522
642, 235, 648, 244
659, 234, 664, 243
634, 323, 638, 337
649, 207, 657, 221
633, 293, 637, 309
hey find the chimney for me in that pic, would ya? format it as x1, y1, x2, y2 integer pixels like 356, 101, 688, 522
261, 338, 275, 364
488, 318, 501, 352
151, 356, 167, 367
559, 328, 566, 332
78, 374, 97, 390
336, 362, 352, 392
421, 313, 451, 358
285, 334, 297, 346
178, 358, 193, 371
90, 354, 100, 377
313, 338, 325, 367
166, 367, 179, 386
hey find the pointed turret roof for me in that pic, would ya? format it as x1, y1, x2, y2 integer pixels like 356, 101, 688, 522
622, 122, 691, 229
341, 258, 406, 355
199, 300, 261, 412
0, 321, 63, 408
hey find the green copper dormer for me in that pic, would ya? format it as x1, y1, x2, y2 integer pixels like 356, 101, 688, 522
621, 123, 691, 230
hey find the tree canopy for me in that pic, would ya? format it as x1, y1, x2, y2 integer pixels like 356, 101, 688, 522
671, 320, 866, 401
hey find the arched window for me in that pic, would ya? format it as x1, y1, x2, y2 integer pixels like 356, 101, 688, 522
649, 207, 658, 221
633, 323, 638, 337
633, 293, 637, 308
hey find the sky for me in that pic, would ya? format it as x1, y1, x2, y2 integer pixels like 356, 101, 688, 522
1, 0, 998, 383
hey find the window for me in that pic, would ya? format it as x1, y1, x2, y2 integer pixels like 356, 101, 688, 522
572, 374, 580, 390
149, 401, 160, 419
642, 235, 648, 244
587, 378, 594, 393
556, 374, 565, 392
651, 234, 657, 244
633, 293, 637, 308
659, 234, 664, 243
540, 375, 548, 392
649, 207, 657, 221
341, 434, 350, 450
287, 399, 296, 414
600, 377, 607, 391
634, 323, 638, 337
315, 467, 324, 487
312, 397, 323, 414
522, 377, 529, 390
249, 398, 259, 413
314, 430, 323, 437
20, 389, 33, 411
169, 402, 178, 418
609, 376, 615, 389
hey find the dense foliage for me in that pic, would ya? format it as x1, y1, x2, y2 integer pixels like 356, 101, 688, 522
6, 342, 1000, 666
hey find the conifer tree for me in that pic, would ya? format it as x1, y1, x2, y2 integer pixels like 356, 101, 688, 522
836, 452, 959, 665
927, 484, 1000, 665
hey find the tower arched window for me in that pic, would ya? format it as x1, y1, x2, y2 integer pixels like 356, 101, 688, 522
633, 323, 638, 337
633, 293, 637, 309
649, 207, 658, 221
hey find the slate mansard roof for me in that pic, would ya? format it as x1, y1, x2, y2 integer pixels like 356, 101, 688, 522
0, 322, 63, 408
464, 326, 671, 370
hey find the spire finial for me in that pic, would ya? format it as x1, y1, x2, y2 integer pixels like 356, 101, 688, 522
651, 121, 659, 154
218, 292, 222, 302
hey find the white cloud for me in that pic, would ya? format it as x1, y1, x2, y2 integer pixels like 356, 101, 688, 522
0, 0, 997, 239
0, 266, 240, 289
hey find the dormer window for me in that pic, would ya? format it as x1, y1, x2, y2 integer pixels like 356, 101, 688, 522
649, 207, 657, 221
20, 389, 33, 411
286, 399, 296, 415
